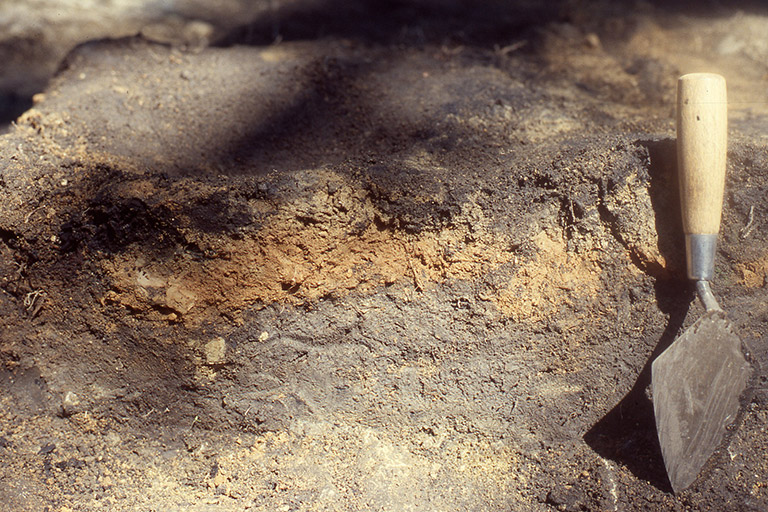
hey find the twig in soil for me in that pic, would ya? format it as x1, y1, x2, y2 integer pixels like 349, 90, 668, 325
740, 205, 756, 239
441, 44, 464, 56
494, 41, 527, 57
24, 206, 44, 224
23, 289, 45, 317
147, 47, 165, 63
13, 260, 27, 277
403, 242, 424, 291
350, 303, 366, 318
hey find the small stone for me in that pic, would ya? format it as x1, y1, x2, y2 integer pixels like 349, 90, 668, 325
62, 391, 82, 416
104, 431, 121, 447
205, 337, 227, 365
585, 32, 601, 49
716, 34, 743, 56
546, 484, 586, 512
39, 443, 56, 455
258, 331, 270, 342
165, 282, 196, 315
161, 449, 179, 460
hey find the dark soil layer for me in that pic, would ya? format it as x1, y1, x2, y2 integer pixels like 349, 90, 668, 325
1, 1, 768, 510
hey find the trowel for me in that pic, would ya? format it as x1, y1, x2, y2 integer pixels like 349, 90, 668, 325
651, 73, 752, 493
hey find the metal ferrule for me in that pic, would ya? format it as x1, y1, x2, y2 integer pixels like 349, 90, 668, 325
685, 234, 718, 282
696, 280, 722, 312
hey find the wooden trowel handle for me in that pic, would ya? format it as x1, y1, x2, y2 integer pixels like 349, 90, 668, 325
677, 73, 727, 236
677, 73, 727, 281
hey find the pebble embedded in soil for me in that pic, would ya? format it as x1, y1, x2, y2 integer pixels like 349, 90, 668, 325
546, 484, 587, 512
204, 337, 227, 365
61, 391, 82, 417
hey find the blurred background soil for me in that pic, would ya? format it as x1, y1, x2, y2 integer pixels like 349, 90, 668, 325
1, 1, 768, 510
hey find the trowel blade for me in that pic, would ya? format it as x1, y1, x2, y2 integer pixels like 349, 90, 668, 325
651, 311, 751, 493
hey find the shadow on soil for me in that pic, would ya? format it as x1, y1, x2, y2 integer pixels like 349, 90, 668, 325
211, 0, 767, 50
584, 279, 693, 492
214, 0, 560, 48
585, 137, 693, 491
0, 93, 33, 134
